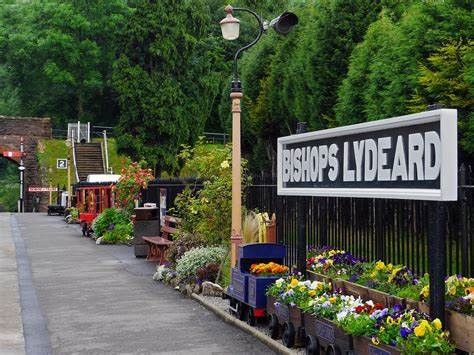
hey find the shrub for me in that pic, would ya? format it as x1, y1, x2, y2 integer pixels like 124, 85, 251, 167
175, 246, 227, 282
174, 140, 250, 246
113, 161, 154, 215
92, 208, 130, 237
101, 222, 133, 244
166, 232, 206, 265
196, 263, 220, 283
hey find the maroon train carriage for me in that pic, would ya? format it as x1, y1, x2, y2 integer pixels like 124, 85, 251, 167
74, 180, 116, 237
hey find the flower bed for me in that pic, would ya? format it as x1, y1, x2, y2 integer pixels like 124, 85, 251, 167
267, 274, 454, 353
306, 246, 473, 352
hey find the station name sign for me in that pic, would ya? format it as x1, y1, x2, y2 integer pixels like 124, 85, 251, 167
277, 109, 457, 200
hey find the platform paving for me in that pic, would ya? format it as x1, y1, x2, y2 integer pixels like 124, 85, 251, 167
4, 213, 274, 355
0, 214, 25, 355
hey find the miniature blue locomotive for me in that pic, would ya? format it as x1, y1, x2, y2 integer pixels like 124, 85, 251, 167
226, 243, 286, 325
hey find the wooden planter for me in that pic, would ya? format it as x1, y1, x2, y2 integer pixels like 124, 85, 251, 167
339, 280, 370, 300
404, 298, 419, 310
411, 303, 474, 353
303, 313, 353, 354
446, 309, 474, 353
353, 336, 401, 355
307, 270, 333, 285
266, 295, 277, 316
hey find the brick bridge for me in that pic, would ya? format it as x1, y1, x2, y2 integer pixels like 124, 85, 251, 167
0, 116, 52, 212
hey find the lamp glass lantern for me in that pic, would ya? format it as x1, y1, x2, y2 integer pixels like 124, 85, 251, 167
220, 12, 240, 40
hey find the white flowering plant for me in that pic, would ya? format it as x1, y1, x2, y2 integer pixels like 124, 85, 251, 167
267, 274, 331, 308
175, 246, 226, 282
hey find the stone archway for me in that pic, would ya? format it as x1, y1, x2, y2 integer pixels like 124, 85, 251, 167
0, 116, 52, 212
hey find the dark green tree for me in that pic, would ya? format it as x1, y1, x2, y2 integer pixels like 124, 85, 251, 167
0, 0, 129, 126
113, 0, 223, 175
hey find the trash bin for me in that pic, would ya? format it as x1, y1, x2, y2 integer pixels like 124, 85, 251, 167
133, 207, 160, 257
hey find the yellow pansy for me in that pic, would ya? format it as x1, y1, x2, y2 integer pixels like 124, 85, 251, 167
308, 290, 317, 297
375, 261, 385, 271
414, 325, 426, 337
432, 318, 442, 330
329, 297, 337, 304
391, 267, 402, 277
387, 263, 394, 272
290, 278, 299, 288
420, 285, 429, 298
299, 285, 307, 292
386, 316, 394, 325
448, 286, 457, 296
371, 337, 380, 345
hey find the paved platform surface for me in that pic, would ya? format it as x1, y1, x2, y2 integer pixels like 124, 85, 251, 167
2, 213, 273, 355
0, 214, 25, 354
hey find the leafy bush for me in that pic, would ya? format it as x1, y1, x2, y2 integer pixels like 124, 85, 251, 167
92, 208, 130, 237
113, 161, 154, 215
174, 140, 249, 246
166, 232, 206, 265
101, 222, 133, 244
175, 246, 226, 282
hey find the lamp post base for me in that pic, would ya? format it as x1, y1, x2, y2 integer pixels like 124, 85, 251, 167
231, 230, 243, 267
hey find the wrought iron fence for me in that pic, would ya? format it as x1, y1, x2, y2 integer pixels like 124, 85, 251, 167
143, 165, 474, 277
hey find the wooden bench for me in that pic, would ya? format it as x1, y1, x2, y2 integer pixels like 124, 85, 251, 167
142, 215, 181, 264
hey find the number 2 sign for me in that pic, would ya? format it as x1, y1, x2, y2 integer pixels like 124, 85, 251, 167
57, 159, 68, 169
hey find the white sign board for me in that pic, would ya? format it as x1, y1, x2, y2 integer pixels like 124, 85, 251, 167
28, 187, 59, 192
57, 159, 67, 169
277, 109, 457, 201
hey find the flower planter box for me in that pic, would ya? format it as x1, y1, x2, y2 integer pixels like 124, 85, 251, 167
307, 270, 333, 284
411, 303, 473, 353
267, 295, 277, 316
404, 298, 419, 310
339, 280, 370, 300
446, 309, 474, 353
303, 313, 353, 354
353, 336, 401, 355
366, 288, 393, 308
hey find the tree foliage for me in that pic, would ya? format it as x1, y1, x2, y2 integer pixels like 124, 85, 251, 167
0, 0, 129, 126
112, 0, 226, 174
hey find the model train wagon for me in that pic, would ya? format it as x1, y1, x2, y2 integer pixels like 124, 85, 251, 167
226, 243, 286, 326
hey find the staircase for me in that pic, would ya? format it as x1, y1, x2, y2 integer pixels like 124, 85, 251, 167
74, 143, 105, 181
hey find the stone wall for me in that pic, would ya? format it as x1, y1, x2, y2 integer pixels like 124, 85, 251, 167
0, 116, 52, 212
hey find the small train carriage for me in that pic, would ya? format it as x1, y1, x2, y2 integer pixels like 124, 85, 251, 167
226, 243, 286, 326
74, 177, 118, 236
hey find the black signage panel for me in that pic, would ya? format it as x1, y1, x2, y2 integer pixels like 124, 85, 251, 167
277, 110, 457, 201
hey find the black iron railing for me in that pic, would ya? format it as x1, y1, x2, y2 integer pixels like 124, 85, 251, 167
143, 165, 474, 277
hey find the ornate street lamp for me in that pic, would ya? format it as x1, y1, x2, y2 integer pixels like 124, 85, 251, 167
220, 5, 298, 267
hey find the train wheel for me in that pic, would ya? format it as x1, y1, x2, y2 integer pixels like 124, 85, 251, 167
237, 302, 247, 321
282, 322, 295, 348
306, 335, 320, 355
269, 314, 280, 339
246, 308, 256, 326
325, 344, 341, 355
